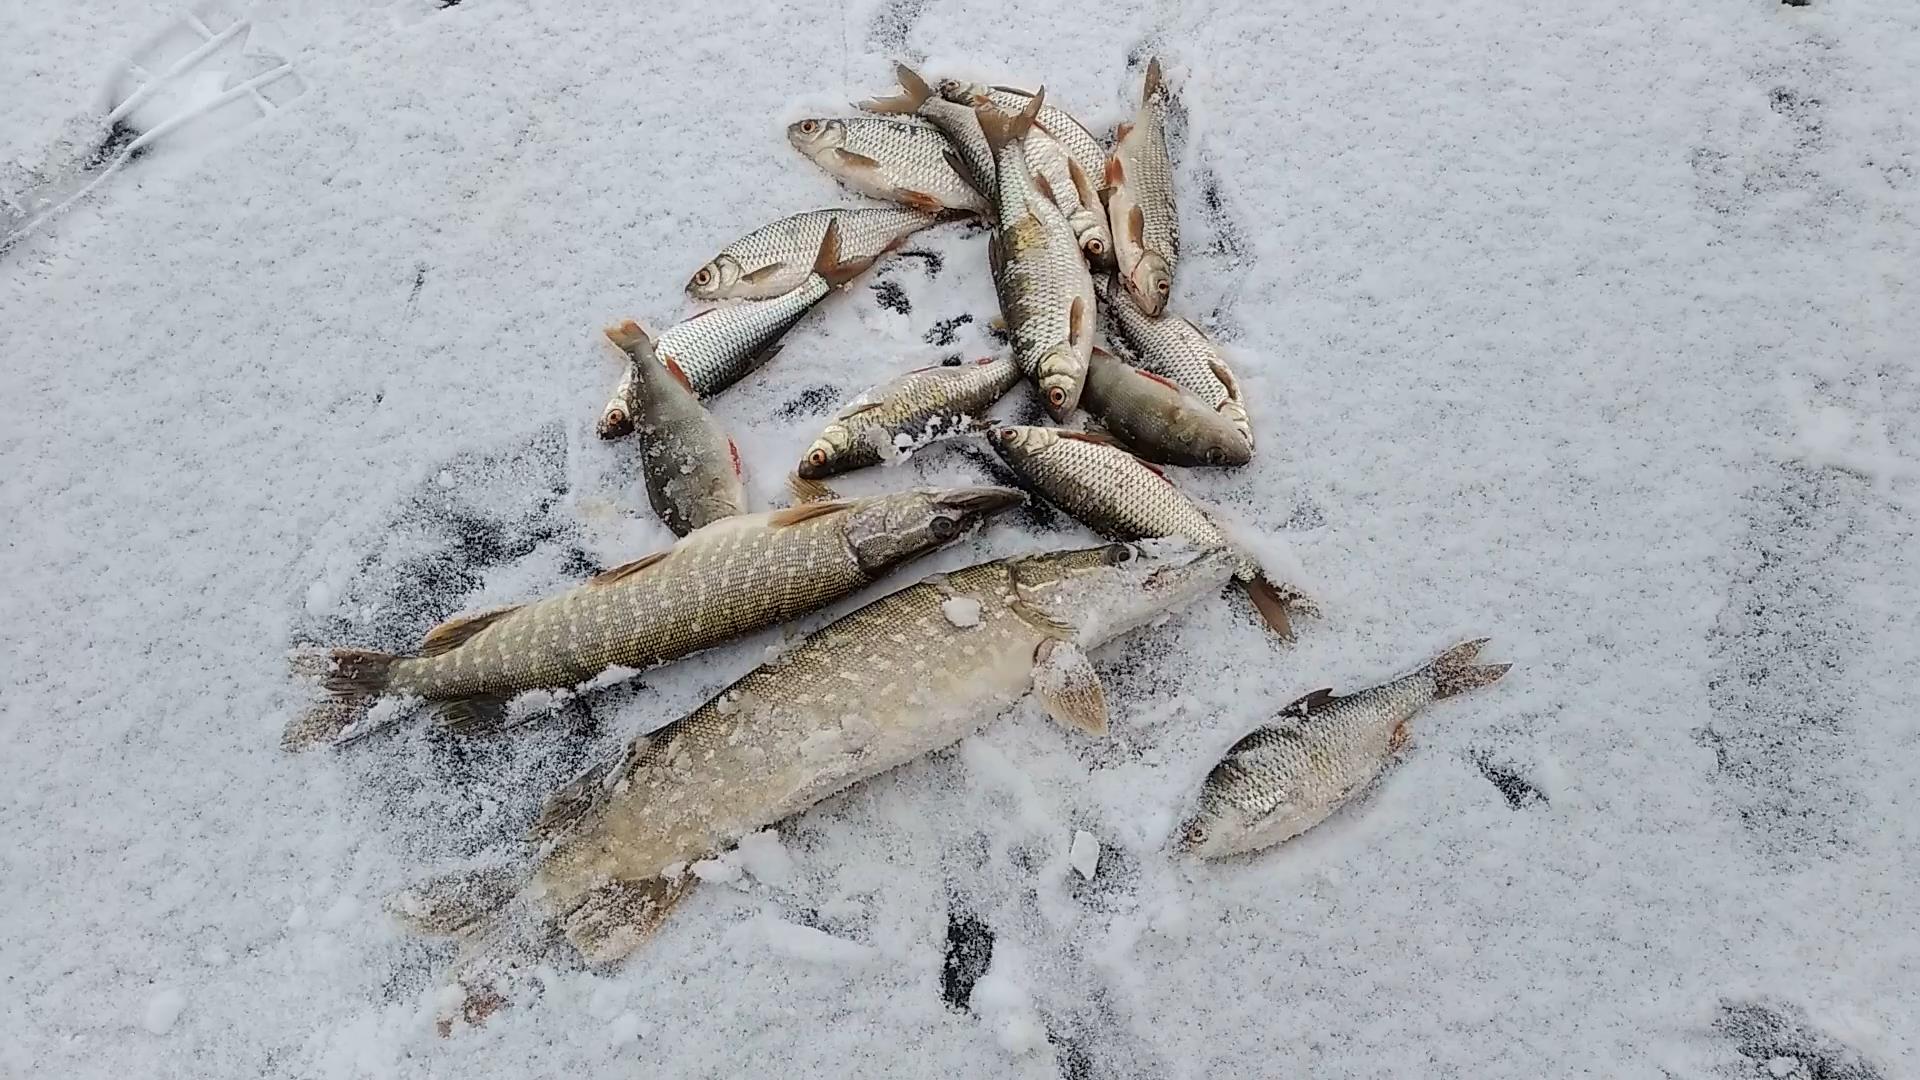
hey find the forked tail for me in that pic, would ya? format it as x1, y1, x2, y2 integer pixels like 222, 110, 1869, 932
1426, 638, 1511, 698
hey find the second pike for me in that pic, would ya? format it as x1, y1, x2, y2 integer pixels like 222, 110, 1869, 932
987, 424, 1308, 637
978, 90, 1095, 420
284, 485, 1023, 746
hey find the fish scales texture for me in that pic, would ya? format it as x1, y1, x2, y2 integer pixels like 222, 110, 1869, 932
1100, 282, 1253, 447
1024, 129, 1112, 267
788, 117, 989, 216
529, 544, 1237, 934
691, 207, 941, 301
801, 356, 1022, 478
1079, 349, 1251, 467
378, 515, 864, 701
656, 276, 829, 398
992, 427, 1225, 552
614, 326, 746, 536
942, 82, 1106, 191
1107, 61, 1180, 314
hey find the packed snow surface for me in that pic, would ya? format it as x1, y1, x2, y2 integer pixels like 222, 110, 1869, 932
3, 0, 1918, 1077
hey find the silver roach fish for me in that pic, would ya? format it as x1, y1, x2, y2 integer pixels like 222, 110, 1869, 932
687, 206, 948, 302
986, 424, 1307, 637
978, 90, 1095, 420
1079, 347, 1251, 467
794, 354, 1022, 489
1098, 276, 1253, 450
859, 62, 996, 202
787, 115, 990, 217
603, 320, 746, 537
409, 541, 1237, 1012
282, 486, 1024, 747
600, 220, 872, 433
1024, 126, 1115, 271
1179, 640, 1511, 858
1105, 57, 1180, 315
936, 78, 1108, 198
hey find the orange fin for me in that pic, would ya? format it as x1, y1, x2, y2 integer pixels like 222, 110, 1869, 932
1135, 367, 1182, 391
589, 549, 670, 587
739, 262, 789, 285
830, 147, 883, 170
1032, 170, 1056, 205
420, 606, 523, 658
1128, 205, 1146, 245
603, 319, 652, 353
1058, 430, 1123, 449
1244, 576, 1299, 641
813, 218, 876, 287
661, 355, 695, 391
897, 189, 946, 214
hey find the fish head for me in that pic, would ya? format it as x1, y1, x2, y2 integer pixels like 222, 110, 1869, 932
843, 486, 1026, 575
935, 78, 990, 105
797, 423, 859, 479
1163, 408, 1255, 468
786, 118, 846, 158
1033, 345, 1086, 419
1177, 785, 1318, 860
1124, 251, 1174, 317
687, 255, 742, 300
1069, 211, 1115, 271
1011, 540, 1239, 649
597, 390, 636, 440
984, 423, 1060, 468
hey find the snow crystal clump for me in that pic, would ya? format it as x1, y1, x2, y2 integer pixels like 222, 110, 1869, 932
941, 596, 982, 628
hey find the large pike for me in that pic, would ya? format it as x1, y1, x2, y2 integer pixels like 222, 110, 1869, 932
1105, 58, 1180, 315
1080, 347, 1251, 467
283, 486, 1024, 747
977, 90, 1095, 420
987, 424, 1307, 637
416, 542, 1237, 1014
794, 354, 1022, 487
687, 206, 947, 302
1179, 641, 1511, 858
1097, 276, 1253, 450
787, 116, 990, 217
602, 320, 746, 537
599, 221, 872, 431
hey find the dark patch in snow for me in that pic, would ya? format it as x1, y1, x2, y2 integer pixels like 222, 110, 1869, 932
408, 265, 427, 305
776, 384, 840, 419
438, 0, 462, 8
939, 909, 994, 1011
1196, 167, 1249, 265
865, 0, 929, 61
1064, 832, 1138, 910
870, 278, 911, 315
557, 545, 599, 580
925, 313, 972, 347
887, 248, 943, 277
1474, 755, 1548, 809
1781, 0, 1811, 5
1699, 462, 1864, 861
1713, 997, 1884, 1079
986, 321, 1011, 347
1053, 1035, 1097, 1080
940, 354, 963, 366
84, 120, 143, 171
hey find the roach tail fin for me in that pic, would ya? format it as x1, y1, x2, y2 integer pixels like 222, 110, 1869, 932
1426, 638, 1511, 699
974, 87, 1043, 155
283, 647, 397, 751
857, 61, 933, 114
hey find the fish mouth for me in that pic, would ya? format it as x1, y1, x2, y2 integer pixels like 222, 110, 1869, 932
933, 485, 1026, 518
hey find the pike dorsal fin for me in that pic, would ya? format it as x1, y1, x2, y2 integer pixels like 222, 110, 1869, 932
770, 500, 852, 526
419, 606, 523, 657
589, 549, 670, 587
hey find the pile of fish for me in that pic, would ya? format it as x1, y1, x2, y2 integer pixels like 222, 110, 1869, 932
286, 58, 1511, 1029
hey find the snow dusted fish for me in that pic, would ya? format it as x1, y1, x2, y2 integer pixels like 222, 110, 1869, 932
688, 206, 946, 302
1098, 277, 1253, 450
795, 354, 1021, 485
787, 116, 990, 217
1079, 347, 1251, 467
282, 486, 1025, 747
978, 91, 1095, 420
425, 542, 1236, 1009
858, 62, 996, 201
986, 424, 1306, 637
1025, 127, 1114, 271
1105, 58, 1180, 315
603, 320, 746, 537
936, 78, 1107, 197
600, 221, 871, 425
1179, 641, 1511, 858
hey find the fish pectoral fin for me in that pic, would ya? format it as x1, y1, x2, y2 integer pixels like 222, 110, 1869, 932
1030, 638, 1108, 735
738, 262, 790, 285
828, 147, 884, 170
430, 693, 512, 734
419, 605, 525, 657
560, 875, 697, 966
590, 549, 671, 587
1278, 687, 1337, 719
896, 188, 946, 214
986, 232, 1005, 279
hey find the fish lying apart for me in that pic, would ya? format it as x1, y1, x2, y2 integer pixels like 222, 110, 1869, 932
283, 486, 1023, 747
410, 541, 1237, 1018
1180, 640, 1511, 858
987, 424, 1307, 637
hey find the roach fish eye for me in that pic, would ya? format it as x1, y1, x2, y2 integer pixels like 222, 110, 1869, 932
1155, 279, 1171, 295
694, 268, 711, 285
800, 120, 818, 134
807, 449, 828, 466
1047, 387, 1066, 407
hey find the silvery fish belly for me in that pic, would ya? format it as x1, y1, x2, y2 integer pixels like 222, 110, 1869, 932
787, 116, 989, 216
1179, 641, 1511, 858
655, 277, 828, 398
1105, 58, 1180, 316
1098, 277, 1253, 450
525, 542, 1238, 964
798, 355, 1022, 480
284, 487, 1025, 747
1079, 347, 1252, 467
936, 79, 1107, 195
688, 207, 943, 302
978, 93, 1095, 420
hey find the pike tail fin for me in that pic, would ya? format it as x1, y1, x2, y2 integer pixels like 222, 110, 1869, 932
283, 647, 398, 750
1426, 638, 1511, 699
560, 875, 697, 965
388, 865, 522, 937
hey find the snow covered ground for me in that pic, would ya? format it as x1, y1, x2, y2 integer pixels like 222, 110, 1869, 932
4, 0, 1917, 1076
